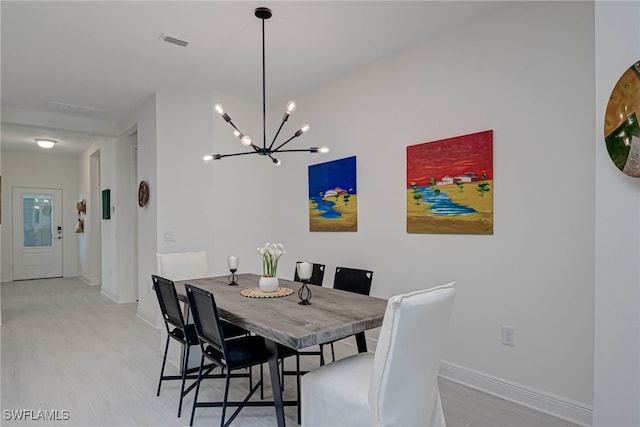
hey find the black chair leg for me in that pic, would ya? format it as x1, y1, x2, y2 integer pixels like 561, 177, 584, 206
260, 363, 264, 399
178, 344, 190, 417
319, 344, 326, 366
221, 371, 232, 427
330, 342, 336, 362
157, 335, 170, 396
189, 355, 205, 427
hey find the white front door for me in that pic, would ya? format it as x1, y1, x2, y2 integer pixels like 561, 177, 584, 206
12, 187, 63, 280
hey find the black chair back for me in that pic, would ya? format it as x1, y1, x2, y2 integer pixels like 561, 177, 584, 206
294, 262, 325, 286
185, 284, 227, 358
152, 275, 186, 331
333, 267, 373, 296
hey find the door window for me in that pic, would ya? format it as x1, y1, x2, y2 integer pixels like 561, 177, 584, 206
22, 194, 53, 247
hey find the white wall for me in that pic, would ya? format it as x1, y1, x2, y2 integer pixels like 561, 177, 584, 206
593, 2, 640, 426
1, 105, 3, 321
77, 142, 101, 285
272, 1, 594, 421
134, 94, 158, 325
93, 135, 136, 304
76, 144, 91, 282
1, 152, 79, 282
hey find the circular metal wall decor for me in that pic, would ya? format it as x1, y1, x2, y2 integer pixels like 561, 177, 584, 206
138, 180, 149, 207
604, 60, 640, 177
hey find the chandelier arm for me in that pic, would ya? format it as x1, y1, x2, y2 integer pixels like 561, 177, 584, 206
227, 120, 244, 135
272, 148, 317, 153
272, 134, 299, 152
217, 151, 262, 159
268, 118, 288, 151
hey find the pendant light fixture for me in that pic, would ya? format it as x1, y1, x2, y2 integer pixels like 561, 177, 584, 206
203, 7, 329, 166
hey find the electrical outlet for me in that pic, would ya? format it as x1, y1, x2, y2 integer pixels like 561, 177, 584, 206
502, 325, 515, 347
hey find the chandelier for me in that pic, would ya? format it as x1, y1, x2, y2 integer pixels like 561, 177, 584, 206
204, 7, 329, 166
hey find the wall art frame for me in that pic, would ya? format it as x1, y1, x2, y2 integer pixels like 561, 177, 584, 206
308, 156, 357, 232
406, 130, 493, 235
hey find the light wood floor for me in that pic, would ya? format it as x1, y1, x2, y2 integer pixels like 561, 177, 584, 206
1, 277, 579, 427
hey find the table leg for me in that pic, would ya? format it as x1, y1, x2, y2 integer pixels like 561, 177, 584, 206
355, 332, 367, 353
265, 339, 286, 427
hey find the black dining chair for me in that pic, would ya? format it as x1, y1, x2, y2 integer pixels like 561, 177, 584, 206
293, 261, 325, 286
327, 266, 374, 362
185, 284, 297, 427
152, 275, 247, 418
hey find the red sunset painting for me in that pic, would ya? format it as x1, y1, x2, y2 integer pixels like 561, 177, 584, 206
406, 130, 493, 235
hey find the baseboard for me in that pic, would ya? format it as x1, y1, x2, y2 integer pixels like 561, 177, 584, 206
77, 275, 101, 286
101, 287, 119, 303
439, 361, 593, 426
137, 306, 159, 329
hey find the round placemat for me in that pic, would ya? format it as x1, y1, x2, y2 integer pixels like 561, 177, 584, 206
240, 287, 294, 298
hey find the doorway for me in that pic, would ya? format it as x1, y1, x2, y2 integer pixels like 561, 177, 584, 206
11, 187, 63, 280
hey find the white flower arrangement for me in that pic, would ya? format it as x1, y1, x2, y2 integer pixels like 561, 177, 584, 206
257, 242, 285, 277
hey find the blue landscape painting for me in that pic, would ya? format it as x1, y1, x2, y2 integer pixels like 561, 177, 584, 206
308, 156, 357, 231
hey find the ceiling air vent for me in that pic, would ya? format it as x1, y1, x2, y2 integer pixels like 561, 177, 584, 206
43, 101, 104, 118
160, 33, 189, 48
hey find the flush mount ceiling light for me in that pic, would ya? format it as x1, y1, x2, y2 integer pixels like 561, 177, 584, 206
35, 138, 57, 149
203, 7, 329, 166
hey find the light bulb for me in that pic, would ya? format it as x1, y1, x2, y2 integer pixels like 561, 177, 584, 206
203, 154, 214, 161
35, 139, 56, 149
286, 101, 296, 114
301, 124, 310, 133
273, 158, 282, 166
214, 104, 224, 115
241, 135, 252, 146
319, 146, 330, 154
233, 130, 241, 138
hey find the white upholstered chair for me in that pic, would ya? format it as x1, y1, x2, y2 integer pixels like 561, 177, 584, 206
156, 251, 210, 369
301, 282, 455, 427
156, 251, 209, 283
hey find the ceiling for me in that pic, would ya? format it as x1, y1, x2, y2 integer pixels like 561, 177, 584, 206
1, 1, 502, 155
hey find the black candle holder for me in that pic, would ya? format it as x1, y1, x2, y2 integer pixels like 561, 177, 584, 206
298, 279, 312, 305
228, 269, 238, 286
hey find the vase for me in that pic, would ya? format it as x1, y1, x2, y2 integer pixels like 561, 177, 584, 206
259, 276, 279, 293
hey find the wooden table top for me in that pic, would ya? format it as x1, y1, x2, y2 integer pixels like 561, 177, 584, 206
174, 273, 387, 350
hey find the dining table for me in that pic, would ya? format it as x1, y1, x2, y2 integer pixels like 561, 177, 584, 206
174, 273, 387, 427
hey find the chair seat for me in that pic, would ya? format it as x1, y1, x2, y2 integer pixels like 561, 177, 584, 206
172, 322, 246, 346
205, 336, 268, 370
204, 336, 296, 371
302, 353, 375, 427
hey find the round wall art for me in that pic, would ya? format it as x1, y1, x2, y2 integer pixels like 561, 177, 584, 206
138, 180, 149, 207
604, 60, 640, 177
